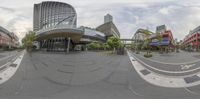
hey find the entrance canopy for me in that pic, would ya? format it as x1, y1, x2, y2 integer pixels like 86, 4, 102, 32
36, 28, 83, 43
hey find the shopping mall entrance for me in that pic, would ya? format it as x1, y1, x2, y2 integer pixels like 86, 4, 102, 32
38, 37, 74, 52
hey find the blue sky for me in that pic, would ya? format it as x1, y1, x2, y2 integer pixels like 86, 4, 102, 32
0, 0, 200, 41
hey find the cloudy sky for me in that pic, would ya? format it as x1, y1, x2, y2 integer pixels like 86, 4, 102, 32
0, 0, 200, 41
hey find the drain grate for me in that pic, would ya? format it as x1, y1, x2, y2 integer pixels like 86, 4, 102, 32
140, 69, 151, 75
184, 75, 200, 83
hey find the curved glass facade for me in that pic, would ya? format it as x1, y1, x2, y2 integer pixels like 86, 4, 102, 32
33, 1, 109, 51
34, 1, 77, 31
33, 1, 79, 52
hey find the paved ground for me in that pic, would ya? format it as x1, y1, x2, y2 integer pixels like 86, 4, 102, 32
0, 51, 200, 99
133, 51, 200, 73
138, 50, 200, 63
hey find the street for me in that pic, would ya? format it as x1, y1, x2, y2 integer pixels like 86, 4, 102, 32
0, 51, 199, 98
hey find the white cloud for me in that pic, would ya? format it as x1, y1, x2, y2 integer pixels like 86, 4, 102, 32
159, 8, 169, 15
0, 0, 200, 41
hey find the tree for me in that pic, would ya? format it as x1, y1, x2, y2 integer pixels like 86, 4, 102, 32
142, 29, 152, 57
22, 31, 36, 52
143, 38, 151, 55
87, 41, 103, 50
87, 42, 97, 50
175, 42, 180, 52
106, 36, 121, 53
156, 33, 163, 53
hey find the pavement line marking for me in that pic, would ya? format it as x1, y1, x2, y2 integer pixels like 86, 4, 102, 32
181, 64, 195, 70
128, 83, 143, 96
184, 87, 200, 95
130, 51, 200, 78
0, 52, 19, 62
130, 51, 200, 74
133, 52, 200, 65
127, 50, 200, 88
0, 51, 25, 85
0, 53, 22, 72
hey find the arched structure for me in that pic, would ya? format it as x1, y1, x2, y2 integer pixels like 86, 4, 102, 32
33, 1, 83, 51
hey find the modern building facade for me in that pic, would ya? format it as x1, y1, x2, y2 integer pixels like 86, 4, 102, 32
104, 14, 113, 23
150, 25, 174, 48
0, 26, 19, 49
33, 1, 121, 52
33, 1, 77, 31
132, 28, 153, 42
96, 14, 120, 38
79, 26, 106, 44
156, 25, 166, 33
34, 1, 83, 52
132, 25, 175, 51
181, 26, 200, 51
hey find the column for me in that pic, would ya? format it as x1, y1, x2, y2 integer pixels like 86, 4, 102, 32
196, 33, 199, 51
67, 37, 70, 53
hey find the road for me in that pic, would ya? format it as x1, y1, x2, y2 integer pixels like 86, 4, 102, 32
0, 51, 199, 99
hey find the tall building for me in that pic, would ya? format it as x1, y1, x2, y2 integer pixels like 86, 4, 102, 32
33, 1, 77, 31
0, 26, 19, 49
181, 26, 200, 51
104, 14, 113, 23
33, 1, 83, 52
131, 25, 175, 51
33, 1, 121, 52
97, 14, 120, 38
156, 25, 166, 33
150, 25, 174, 49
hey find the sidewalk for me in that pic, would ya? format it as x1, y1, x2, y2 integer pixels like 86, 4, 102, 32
134, 50, 200, 64
0, 51, 25, 85
127, 50, 200, 88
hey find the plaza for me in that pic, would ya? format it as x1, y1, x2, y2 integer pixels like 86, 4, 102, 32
1, 0, 200, 99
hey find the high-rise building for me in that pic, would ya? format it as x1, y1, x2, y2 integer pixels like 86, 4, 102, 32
97, 14, 120, 38
181, 26, 200, 51
33, 1, 82, 52
33, 1, 77, 31
33, 1, 120, 52
104, 14, 113, 23
0, 26, 19, 49
156, 25, 166, 33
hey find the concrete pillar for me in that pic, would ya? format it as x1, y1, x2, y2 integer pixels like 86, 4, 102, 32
196, 33, 198, 51
67, 37, 70, 53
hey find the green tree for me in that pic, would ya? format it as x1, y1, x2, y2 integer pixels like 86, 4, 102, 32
156, 33, 163, 53
87, 42, 96, 50
87, 41, 103, 50
22, 31, 36, 52
142, 29, 152, 57
106, 36, 121, 53
103, 43, 110, 50
175, 42, 180, 52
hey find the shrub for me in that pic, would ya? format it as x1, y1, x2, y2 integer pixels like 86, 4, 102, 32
144, 54, 152, 58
